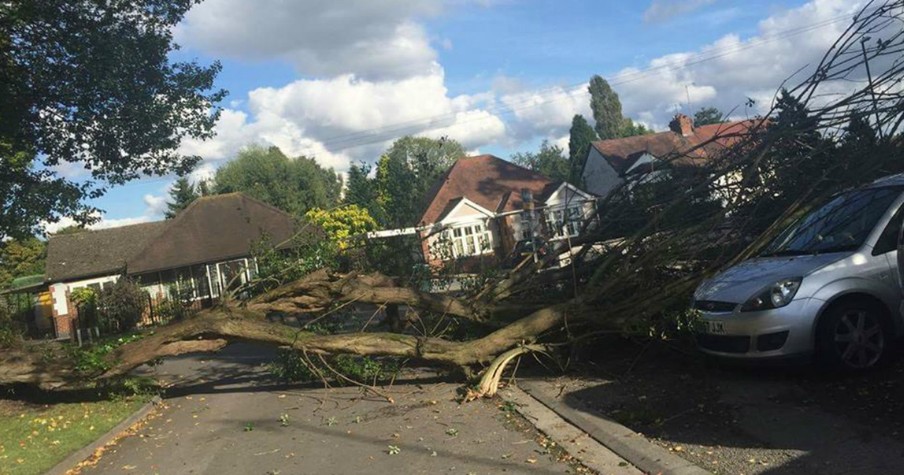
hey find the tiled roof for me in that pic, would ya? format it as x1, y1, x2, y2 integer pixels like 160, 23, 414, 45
419, 155, 560, 225
46, 221, 168, 282
45, 193, 298, 282
590, 119, 762, 175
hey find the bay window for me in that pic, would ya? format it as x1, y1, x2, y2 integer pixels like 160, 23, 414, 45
441, 222, 493, 259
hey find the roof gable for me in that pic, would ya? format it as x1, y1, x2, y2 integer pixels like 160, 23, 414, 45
127, 193, 298, 275
419, 155, 560, 225
45, 193, 299, 282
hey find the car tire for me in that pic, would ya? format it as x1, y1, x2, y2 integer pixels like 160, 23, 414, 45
816, 300, 891, 371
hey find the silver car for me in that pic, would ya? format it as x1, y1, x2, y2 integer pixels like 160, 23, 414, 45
693, 174, 904, 370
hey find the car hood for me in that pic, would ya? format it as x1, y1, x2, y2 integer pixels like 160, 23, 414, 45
695, 252, 850, 304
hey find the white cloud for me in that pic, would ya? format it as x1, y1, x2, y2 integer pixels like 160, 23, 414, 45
643, 0, 717, 23
143, 194, 168, 217
176, 0, 877, 185
500, 85, 592, 143
617, 0, 868, 130
181, 68, 507, 173
42, 214, 153, 235
177, 0, 443, 80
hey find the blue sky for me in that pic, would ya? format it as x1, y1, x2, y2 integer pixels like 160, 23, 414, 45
49, 0, 866, 232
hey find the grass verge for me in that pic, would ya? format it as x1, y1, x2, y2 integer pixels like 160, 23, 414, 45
0, 396, 150, 475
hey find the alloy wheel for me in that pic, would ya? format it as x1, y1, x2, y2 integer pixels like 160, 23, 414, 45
833, 309, 885, 369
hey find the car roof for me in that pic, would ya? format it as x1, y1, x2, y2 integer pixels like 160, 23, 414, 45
866, 172, 904, 188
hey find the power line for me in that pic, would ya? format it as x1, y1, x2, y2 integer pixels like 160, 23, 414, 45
309, 12, 855, 153
113, 6, 865, 190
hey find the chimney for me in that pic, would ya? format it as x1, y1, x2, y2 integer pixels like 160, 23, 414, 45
669, 114, 694, 136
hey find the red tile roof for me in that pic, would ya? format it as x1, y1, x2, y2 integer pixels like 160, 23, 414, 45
590, 118, 763, 175
419, 155, 560, 225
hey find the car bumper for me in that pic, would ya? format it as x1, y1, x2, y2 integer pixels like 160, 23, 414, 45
695, 298, 818, 359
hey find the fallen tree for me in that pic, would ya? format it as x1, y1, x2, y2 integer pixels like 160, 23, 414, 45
3, 1, 904, 399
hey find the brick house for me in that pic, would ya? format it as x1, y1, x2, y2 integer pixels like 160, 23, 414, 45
417, 154, 596, 268
580, 113, 761, 198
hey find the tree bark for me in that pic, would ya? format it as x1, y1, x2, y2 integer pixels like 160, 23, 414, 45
0, 271, 577, 392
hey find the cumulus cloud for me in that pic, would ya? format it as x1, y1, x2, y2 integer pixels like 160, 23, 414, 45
643, 0, 718, 24
180, 69, 507, 173
177, 0, 442, 80
500, 85, 592, 143
175, 0, 878, 173
618, 0, 867, 129
143, 193, 168, 216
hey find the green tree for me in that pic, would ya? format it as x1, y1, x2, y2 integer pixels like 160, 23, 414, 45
620, 118, 652, 137
693, 107, 725, 126
588, 75, 650, 140
589, 75, 624, 140
304, 205, 378, 249
512, 141, 570, 182
165, 177, 199, 219
568, 115, 598, 185
372, 136, 465, 228
197, 179, 213, 197
344, 162, 382, 219
0, 0, 225, 240
213, 145, 341, 216
0, 237, 46, 289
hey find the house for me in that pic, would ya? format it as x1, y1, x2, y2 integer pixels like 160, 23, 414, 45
43, 193, 297, 338
580, 113, 760, 198
417, 154, 596, 267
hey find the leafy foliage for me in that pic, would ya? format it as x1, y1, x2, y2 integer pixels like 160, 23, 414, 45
0, 237, 45, 289
96, 279, 146, 332
347, 136, 464, 229
512, 140, 570, 182
588, 75, 651, 140
165, 177, 199, 219
251, 227, 336, 290
0, 0, 225, 239
304, 205, 378, 250
693, 107, 726, 126
589, 75, 624, 140
267, 346, 401, 385
213, 146, 341, 217
69, 333, 145, 375
568, 114, 598, 185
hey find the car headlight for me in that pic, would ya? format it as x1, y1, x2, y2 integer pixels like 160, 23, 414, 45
740, 278, 802, 312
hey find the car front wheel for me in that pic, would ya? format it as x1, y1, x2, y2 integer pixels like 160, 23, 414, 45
817, 302, 889, 370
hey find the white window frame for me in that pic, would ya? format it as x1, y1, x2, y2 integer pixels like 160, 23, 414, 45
442, 221, 494, 259
546, 205, 584, 239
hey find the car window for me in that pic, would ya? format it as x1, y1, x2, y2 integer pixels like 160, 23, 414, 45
873, 203, 904, 255
763, 187, 903, 256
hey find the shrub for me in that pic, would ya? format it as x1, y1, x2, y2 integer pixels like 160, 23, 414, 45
0, 300, 23, 347
97, 279, 146, 331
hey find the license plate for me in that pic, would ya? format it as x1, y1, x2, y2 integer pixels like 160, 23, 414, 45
705, 321, 726, 334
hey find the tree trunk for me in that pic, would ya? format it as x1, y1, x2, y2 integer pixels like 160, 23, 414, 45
0, 271, 576, 392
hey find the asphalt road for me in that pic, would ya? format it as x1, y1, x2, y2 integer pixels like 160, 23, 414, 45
78, 344, 579, 475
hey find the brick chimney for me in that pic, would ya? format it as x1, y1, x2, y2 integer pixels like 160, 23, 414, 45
669, 114, 694, 136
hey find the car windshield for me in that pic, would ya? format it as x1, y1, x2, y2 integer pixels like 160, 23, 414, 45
761, 187, 902, 257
